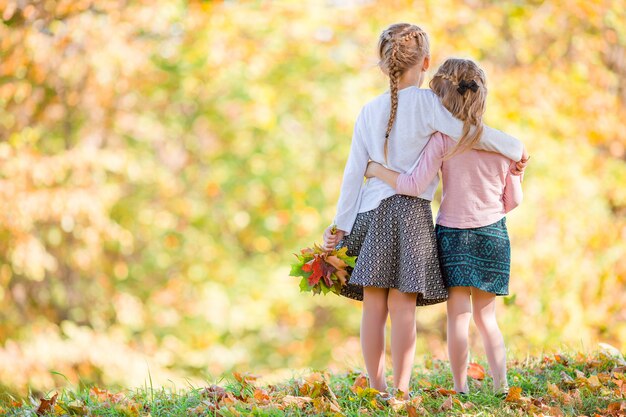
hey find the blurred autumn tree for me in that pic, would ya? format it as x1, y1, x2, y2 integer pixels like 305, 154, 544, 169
0, 0, 624, 394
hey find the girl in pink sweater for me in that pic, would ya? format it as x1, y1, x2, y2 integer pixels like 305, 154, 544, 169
366, 58, 524, 396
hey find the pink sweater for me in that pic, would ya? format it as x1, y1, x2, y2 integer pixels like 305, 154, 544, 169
396, 132, 523, 228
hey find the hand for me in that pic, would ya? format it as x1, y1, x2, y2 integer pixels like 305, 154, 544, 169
511, 147, 530, 176
365, 161, 382, 178
323, 225, 345, 251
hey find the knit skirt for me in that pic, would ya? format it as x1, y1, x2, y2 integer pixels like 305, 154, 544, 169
435, 217, 511, 296
336, 194, 448, 307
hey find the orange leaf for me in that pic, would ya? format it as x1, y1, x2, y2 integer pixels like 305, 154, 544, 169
233, 371, 259, 385
406, 403, 418, 417
405, 396, 423, 417
607, 402, 626, 413
326, 255, 346, 269
351, 374, 368, 393
436, 387, 457, 396
554, 354, 568, 365
467, 363, 485, 380
253, 388, 270, 403
334, 269, 348, 285
505, 386, 522, 402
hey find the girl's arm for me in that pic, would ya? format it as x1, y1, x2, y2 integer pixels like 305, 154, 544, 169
428, 91, 524, 162
332, 110, 369, 235
503, 161, 523, 213
366, 133, 445, 197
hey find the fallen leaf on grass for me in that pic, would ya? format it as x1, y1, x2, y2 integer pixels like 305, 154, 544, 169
352, 386, 380, 400
546, 405, 565, 416
505, 386, 523, 402
90, 387, 125, 404
114, 402, 141, 416
202, 385, 228, 402
233, 372, 260, 385
554, 354, 569, 365
387, 397, 406, 412
187, 400, 217, 416
61, 400, 89, 416
281, 395, 312, 409
221, 392, 237, 405
560, 371, 575, 386
311, 396, 342, 413
36, 393, 58, 416
588, 375, 601, 387
298, 372, 339, 403
440, 396, 454, 411
368, 398, 385, 410
607, 402, 626, 413
436, 387, 458, 396
468, 363, 486, 380
351, 374, 368, 392
405, 396, 425, 417
547, 383, 574, 405
253, 388, 270, 403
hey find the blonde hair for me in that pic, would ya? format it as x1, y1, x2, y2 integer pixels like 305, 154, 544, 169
378, 23, 430, 163
429, 58, 487, 160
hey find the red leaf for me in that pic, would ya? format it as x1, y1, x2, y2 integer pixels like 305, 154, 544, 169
307, 258, 323, 286
36, 393, 58, 416
321, 261, 336, 287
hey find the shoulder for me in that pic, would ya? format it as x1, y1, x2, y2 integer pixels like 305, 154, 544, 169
431, 131, 454, 149
411, 88, 438, 103
361, 92, 390, 113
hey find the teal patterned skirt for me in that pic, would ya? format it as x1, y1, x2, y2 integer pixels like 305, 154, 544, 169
435, 217, 510, 296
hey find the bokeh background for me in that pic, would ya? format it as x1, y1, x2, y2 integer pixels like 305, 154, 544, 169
1, 0, 625, 396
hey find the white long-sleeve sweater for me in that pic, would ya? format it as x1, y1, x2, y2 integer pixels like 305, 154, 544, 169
333, 86, 524, 235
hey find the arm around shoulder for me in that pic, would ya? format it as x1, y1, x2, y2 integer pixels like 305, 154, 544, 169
503, 162, 523, 213
476, 125, 524, 162
396, 132, 445, 196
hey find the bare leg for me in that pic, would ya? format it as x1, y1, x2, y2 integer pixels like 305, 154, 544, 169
471, 287, 508, 393
446, 287, 472, 393
387, 288, 418, 400
361, 286, 389, 392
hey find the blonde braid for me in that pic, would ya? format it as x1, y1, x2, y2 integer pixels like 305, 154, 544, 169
378, 24, 430, 163
384, 40, 401, 163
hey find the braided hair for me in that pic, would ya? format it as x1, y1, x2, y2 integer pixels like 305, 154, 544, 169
378, 24, 430, 163
429, 58, 487, 160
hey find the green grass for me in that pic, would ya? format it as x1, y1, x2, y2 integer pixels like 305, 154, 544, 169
2, 350, 626, 416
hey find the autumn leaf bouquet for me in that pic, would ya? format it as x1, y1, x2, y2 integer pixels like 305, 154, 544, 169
289, 227, 356, 296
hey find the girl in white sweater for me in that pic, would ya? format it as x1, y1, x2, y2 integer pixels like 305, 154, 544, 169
322, 23, 527, 400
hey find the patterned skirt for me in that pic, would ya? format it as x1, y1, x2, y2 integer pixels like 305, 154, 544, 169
336, 194, 448, 307
435, 217, 511, 296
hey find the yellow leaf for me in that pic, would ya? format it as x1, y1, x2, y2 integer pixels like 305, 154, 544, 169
588, 375, 601, 388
